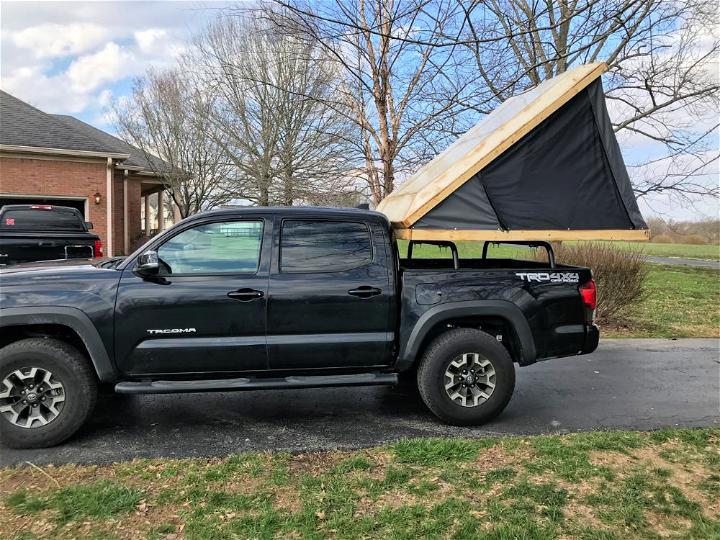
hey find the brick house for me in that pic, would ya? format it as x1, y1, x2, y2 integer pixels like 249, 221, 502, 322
0, 90, 177, 256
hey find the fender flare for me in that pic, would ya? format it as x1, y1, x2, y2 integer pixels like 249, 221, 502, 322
398, 300, 537, 369
0, 307, 117, 382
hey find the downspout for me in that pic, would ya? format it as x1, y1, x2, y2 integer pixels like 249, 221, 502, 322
106, 157, 113, 257
123, 169, 129, 254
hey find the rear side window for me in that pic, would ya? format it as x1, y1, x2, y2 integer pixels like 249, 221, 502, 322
281, 220, 372, 272
0, 208, 84, 230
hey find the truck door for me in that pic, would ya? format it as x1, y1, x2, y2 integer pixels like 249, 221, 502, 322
114, 218, 270, 376
267, 218, 394, 369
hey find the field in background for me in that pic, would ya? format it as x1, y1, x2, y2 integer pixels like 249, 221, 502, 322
605, 265, 720, 338
595, 241, 720, 261
398, 240, 720, 261
2, 429, 718, 539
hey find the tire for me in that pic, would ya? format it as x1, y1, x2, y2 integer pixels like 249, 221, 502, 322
417, 328, 515, 426
0, 338, 97, 449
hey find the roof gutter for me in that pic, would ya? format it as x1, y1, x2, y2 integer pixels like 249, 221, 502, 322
0, 144, 129, 160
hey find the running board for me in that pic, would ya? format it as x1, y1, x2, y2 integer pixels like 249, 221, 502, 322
115, 372, 398, 394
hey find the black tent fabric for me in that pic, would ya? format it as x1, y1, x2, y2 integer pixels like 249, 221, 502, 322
414, 79, 647, 231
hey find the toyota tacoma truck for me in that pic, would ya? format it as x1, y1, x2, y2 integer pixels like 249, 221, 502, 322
0, 207, 598, 448
0, 204, 101, 266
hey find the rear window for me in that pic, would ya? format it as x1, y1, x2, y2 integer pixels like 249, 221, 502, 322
0, 208, 85, 231
280, 220, 373, 272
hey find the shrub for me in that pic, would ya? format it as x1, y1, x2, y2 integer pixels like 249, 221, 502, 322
652, 234, 674, 244
539, 242, 648, 323
679, 234, 707, 245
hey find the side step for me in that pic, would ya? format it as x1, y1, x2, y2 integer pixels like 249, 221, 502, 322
115, 372, 398, 395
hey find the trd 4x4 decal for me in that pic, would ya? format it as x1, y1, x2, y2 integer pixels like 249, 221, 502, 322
515, 272, 579, 283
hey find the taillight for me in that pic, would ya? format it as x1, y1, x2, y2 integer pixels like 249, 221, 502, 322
94, 239, 103, 257
30, 205, 52, 210
579, 279, 597, 321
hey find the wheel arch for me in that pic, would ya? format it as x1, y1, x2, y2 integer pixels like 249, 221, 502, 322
0, 307, 116, 382
398, 300, 537, 370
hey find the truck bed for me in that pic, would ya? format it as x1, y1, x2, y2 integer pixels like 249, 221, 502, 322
397, 257, 596, 365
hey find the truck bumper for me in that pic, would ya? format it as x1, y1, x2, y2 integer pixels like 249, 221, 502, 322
582, 323, 600, 354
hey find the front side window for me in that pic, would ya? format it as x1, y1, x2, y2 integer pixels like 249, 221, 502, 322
157, 220, 263, 275
281, 220, 372, 272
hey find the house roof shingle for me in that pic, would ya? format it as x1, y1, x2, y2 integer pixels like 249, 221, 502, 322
0, 90, 121, 155
0, 90, 171, 174
51, 114, 172, 174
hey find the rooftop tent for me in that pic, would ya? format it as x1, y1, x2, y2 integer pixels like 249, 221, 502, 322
376, 63, 649, 241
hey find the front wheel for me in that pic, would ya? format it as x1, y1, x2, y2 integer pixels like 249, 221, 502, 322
0, 338, 97, 448
417, 328, 515, 425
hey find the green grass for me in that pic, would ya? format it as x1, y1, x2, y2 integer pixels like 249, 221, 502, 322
4, 480, 141, 528
399, 240, 720, 261
601, 241, 720, 260
605, 264, 720, 337
3, 429, 719, 539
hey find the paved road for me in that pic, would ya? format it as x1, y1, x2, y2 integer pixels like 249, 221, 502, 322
645, 255, 719, 269
2, 339, 718, 467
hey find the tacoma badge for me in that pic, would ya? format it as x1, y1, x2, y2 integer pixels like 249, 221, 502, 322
146, 328, 197, 335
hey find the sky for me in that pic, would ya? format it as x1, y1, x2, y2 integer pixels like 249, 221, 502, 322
1, 0, 717, 221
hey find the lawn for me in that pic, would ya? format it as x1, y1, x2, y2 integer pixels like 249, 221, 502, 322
603, 265, 720, 338
398, 240, 720, 261
602, 241, 720, 261
2, 429, 718, 539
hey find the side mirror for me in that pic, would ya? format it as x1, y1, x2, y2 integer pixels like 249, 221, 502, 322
136, 250, 159, 276
85, 221, 94, 230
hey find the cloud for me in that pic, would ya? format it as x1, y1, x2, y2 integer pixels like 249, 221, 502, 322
66, 42, 134, 93
11, 23, 108, 59
0, 1, 225, 117
1, 66, 87, 113
135, 28, 168, 53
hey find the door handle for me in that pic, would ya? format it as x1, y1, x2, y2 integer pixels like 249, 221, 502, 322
228, 288, 264, 301
348, 286, 382, 298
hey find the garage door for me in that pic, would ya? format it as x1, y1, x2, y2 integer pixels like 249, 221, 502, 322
0, 197, 86, 217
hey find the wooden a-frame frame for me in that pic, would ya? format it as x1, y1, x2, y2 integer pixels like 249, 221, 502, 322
376, 63, 649, 242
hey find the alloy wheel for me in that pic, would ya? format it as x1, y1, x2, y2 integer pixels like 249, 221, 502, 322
443, 352, 496, 407
0, 367, 66, 428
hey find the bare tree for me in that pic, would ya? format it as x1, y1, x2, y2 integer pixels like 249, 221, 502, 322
269, 0, 718, 206
265, 0, 472, 203
114, 68, 232, 217
455, 0, 720, 202
187, 15, 359, 207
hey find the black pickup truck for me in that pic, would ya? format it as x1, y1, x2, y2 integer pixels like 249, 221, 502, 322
0, 204, 101, 266
0, 207, 598, 448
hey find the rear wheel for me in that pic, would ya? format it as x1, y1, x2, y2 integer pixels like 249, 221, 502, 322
0, 338, 97, 448
417, 328, 515, 425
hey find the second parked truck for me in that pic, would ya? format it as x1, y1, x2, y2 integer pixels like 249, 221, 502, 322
0, 207, 598, 448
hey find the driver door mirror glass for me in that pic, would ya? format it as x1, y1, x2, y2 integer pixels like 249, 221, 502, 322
136, 250, 159, 275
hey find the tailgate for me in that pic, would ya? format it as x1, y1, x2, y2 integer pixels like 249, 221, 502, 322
0, 232, 96, 265
515, 266, 594, 358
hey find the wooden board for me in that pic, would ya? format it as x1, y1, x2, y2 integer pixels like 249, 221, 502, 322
394, 228, 651, 242
376, 63, 610, 229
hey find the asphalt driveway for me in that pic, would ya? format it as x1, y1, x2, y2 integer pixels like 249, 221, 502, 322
645, 256, 720, 269
1, 338, 718, 467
